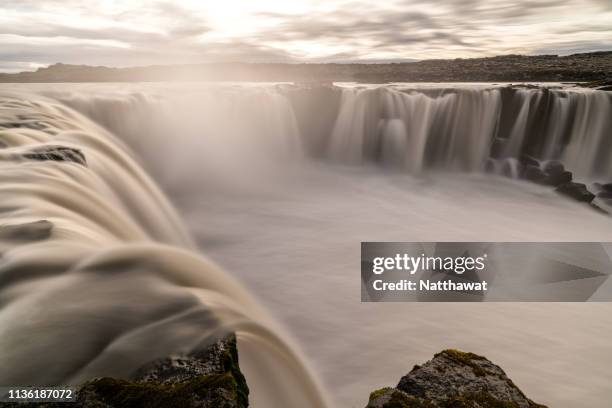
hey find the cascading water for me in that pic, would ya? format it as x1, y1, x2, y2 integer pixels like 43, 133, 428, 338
0, 92, 329, 408
328, 87, 502, 172
323, 85, 612, 179
44, 83, 612, 180
1, 83, 612, 408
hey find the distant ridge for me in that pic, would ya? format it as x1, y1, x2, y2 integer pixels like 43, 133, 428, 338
1, 51, 611, 83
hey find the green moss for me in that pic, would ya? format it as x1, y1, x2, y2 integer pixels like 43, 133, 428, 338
441, 392, 522, 408
368, 388, 436, 408
370, 387, 394, 401
220, 334, 249, 407
435, 349, 487, 377
83, 372, 241, 408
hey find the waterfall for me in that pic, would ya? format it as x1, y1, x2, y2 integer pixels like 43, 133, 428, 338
0, 92, 329, 408
1, 83, 610, 407
323, 85, 611, 178
562, 91, 612, 178
46, 84, 612, 180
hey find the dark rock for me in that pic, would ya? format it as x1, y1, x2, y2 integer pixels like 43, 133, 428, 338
556, 182, 595, 203
519, 154, 539, 167
489, 138, 507, 159
366, 349, 547, 408
8, 335, 249, 408
134, 334, 246, 388
597, 191, 612, 199
522, 165, 546, 182
0, 220, 53, 241
22, 145, 87, 166
484, 159, 496, 174
543, 170, 572, 186
366, 387, 434, 408
542, 160, 564, 176
599, 183, 612, 193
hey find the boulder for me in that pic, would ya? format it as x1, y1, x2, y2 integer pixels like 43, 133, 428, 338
366, 349, 547, 408
556, 182, 595, 203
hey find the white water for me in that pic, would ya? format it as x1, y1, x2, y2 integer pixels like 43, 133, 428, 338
1, 83, 612, 407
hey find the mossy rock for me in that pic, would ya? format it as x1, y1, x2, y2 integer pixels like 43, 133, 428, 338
0, 335, 249, 408
434, 349, 488, 377
367, 387, 436, 408
79, 372, 242, 408
375, 349, 548, 408
79, 334, 249, 408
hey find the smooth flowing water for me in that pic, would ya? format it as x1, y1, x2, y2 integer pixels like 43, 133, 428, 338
1, 83, 612, 407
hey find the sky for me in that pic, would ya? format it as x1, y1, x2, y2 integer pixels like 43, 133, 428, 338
0, 0, 611, 72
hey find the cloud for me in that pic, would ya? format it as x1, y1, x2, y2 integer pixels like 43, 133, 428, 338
0, 0, 610, 72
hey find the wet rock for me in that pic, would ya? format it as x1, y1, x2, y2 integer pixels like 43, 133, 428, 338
22, 145, 86, 166
543, 170, 572, 186
522, 165, 546, 182
489, 138, 507, 159
519, 154, 539, 167
542, 160, 564, 176
0, 220, 53, 241
515, 159, 572, 186
556, 182, 595, 203
366, 349, 547, 408
597, 191, 612, 199
598, 183, 612, 193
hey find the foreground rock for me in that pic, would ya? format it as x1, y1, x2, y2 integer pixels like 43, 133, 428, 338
366, 349, 547, 408
4, 334, 249, 408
